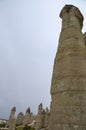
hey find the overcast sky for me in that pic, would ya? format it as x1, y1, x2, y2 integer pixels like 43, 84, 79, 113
0, 0, 86, 119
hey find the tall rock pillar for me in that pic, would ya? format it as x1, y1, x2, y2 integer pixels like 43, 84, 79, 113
8, 107, 16, 130
49, 5, 86, 130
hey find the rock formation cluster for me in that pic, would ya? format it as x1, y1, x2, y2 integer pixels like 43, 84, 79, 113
35, 103, 50, 130
8, 103, 50, 130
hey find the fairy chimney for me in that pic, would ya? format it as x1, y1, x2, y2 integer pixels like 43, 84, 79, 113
8, 107, 16, 130
49, 5, 86, 130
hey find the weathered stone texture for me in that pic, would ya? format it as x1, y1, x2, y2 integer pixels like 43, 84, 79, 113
8, 107, 16, 130
16, 112, 24, 125
44, 107, 50, 128
35, 104, 50, 130
23, 107, 31, 125
35, 103, 43, 130
49, 5, 86, 130
83, 32, 86, 45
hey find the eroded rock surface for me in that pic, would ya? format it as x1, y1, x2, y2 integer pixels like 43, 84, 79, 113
16, 112, 24, 125
8, 107, 16, 130
23, 107, 31, 125
49, 5, 86, 130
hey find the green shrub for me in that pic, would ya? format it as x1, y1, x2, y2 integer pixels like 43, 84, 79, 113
31, 128, 35, 130
15, 126, 23, 130
23, 125, 30, 130
23, 125, 35, 130
0, 123, 6, 128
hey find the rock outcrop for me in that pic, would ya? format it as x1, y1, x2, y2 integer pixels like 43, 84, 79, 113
7, 103, 50, 130
35, 103, 43, 130
8, 107, 16, 130
49, 5, 86, 130
16, 112, 24, 125
83, 32, 86, 45
35, 103, 50, 130
44, 107, 50, 128
23, 107, 31, 125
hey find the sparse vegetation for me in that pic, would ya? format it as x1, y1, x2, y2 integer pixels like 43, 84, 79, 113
15, 126, 23, 130
15, 125, 35, 130
23, 125, 30, 130
23, 125, 35, 130
0, 123, 6, 128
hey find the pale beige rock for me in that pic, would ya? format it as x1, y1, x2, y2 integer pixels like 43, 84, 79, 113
23, 107, 31, 125
83, 32, 86, 45
8, 107, 16, 130
30, 112, 36, 123
49, 5, 86, 130
35, 104, 50, 130
42, 109, 46, 128
35, 103, 43, 130
44, 107, 50, 128
16, 112, 24, 125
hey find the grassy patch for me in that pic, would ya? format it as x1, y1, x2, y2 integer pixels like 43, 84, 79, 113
16, 125, 35, 130
15, 126, 23, 130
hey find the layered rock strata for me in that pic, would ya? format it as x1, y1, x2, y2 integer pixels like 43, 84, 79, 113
49, 5, 86, 130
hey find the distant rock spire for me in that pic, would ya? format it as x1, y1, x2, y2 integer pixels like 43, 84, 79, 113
16, 112, 24, 125
35, 103, 43, 130
8, 107, 16, 130
23, 107, 31, 125
26, 107, 31, 114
